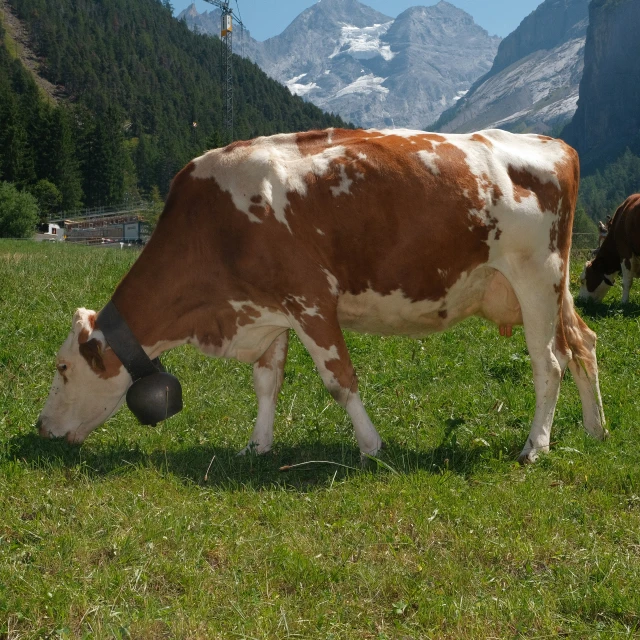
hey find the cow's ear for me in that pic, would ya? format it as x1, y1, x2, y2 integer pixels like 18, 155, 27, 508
73, 308, 106, 372
72, 308, 97, 334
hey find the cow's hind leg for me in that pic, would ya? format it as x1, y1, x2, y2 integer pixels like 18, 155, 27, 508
563, 293, 607, 440
506, 267, 568, 464
240, 330, 289, 455
291, 312, 382, 457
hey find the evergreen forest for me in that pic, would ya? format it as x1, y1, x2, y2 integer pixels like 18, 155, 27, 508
0, 0, 346, 225
1, 0, 639, 237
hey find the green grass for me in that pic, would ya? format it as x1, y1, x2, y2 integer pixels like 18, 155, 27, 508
1, 240, 640, 639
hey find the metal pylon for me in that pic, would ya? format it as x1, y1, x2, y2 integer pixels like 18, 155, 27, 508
203, 0, 244, 144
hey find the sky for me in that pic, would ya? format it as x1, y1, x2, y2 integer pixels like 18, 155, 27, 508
171, 0, 544, 41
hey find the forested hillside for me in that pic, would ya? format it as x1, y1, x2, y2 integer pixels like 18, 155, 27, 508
0, 0, 346, 217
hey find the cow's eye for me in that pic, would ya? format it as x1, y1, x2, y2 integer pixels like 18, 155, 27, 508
57, 363, 68, 373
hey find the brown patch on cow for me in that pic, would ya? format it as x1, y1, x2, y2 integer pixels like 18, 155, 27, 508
325, 356, 359, 395
555, 307, 570, 359
296, 130, 330, 155
235, 304, 262, 328
494, 228, 502, 241
471, 133, 493, 148
438, 309, 448, 319
77, 328, 122, 379
549, 220, 559, 252
537, 135, 553, 143
79, 339, 106, 373
479, 172, 503, 207
419, 133, 446, 144
508, 166, 564, 214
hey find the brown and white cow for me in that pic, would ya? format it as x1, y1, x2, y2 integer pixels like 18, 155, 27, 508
38, 128, 607, 463
579, 194, 640, 303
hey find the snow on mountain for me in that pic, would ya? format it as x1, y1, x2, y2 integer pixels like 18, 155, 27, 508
178, 0, 500, 130
334, 73, 389, 98
329, 22, 396, 62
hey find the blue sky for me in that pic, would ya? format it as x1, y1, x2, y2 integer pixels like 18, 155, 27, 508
171, 0, 543, 41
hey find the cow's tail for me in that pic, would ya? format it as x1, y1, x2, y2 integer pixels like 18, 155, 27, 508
558, 287, 607, 437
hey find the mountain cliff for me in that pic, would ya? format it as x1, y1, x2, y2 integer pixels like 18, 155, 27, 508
435, 0, 588, 134
179, 0, 501, 130
562, 0, 640, 170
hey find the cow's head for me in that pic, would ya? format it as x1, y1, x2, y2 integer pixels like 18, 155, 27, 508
578, 260, 616, 301
37, 308, 130, 443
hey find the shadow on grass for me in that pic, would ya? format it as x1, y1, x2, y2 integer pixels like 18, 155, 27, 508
5, 428, 526, 491
575, 298, 640, 319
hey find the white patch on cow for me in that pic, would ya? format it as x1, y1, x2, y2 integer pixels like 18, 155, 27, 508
330, 164, 353, 197
327, 128, 334, 145
481, 129, 566, 194
417, 149, 440, 176
370, 128, 426, 139
315, 227, 325, 236
357, 152, 367, 161
284, 295, 323, 318
323, 269, 340, 297
191, 135, 349, 230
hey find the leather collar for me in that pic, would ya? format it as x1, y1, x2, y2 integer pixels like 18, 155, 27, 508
96, 301, 160, 381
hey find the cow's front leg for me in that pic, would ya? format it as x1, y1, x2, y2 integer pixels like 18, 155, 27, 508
240, 330, 289, 455
291, 313, 382, 457
621, 259, 633, 304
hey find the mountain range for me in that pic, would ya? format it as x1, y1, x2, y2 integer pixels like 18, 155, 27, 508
178, 0, 501, 129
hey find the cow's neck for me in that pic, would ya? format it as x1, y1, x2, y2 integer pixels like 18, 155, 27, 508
593, 217, 621, 275
109, 233, 222, 357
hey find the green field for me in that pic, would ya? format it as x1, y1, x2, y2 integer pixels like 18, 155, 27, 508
1, 239, 640, 639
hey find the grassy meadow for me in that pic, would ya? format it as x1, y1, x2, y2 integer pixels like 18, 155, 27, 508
1, 239, 640, 639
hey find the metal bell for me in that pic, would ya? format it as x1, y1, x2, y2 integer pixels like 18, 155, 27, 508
126, 372, 183, 426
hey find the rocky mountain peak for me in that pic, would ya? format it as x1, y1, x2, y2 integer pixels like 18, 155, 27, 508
489, 0, 589, 79
435, 0, 589, 135
183, 3, 199, 19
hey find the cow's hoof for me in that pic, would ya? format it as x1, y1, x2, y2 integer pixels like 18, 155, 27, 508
517, 444, 549, 465
360, 440, 386, 467
237, 442, 271, 456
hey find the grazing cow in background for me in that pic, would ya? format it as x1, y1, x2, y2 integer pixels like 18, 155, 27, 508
38, 128, 607, 464
579, 194, 640, 303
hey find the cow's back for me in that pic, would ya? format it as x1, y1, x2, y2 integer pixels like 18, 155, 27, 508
179, 129, 577, 306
